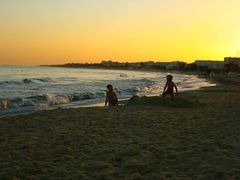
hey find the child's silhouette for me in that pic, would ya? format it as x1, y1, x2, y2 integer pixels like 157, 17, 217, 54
105, 84, 118, 106
162, 75, 178, 99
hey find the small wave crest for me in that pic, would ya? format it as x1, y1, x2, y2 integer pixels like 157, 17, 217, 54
32, 77, 57, 83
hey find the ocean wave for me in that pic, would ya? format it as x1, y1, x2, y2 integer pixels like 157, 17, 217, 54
72, 92, 105, 101
2, 91, 106, 110
32, 77, 57, 83
179, 76, 215, 90
0, 77, 57, 85
0, 80, 23, 85
0, 79, 159, 110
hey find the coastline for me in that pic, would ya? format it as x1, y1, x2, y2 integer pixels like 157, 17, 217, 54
42, 65, 208, 76
0, 75, 239, 178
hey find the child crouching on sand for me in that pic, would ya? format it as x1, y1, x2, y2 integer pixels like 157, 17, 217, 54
162, 75, 178, 99
105, 84, 118, 107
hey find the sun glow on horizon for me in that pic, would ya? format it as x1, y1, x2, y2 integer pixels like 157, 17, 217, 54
0, 0, 240, 65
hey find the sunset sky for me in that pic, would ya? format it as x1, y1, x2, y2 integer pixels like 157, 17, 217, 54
0, 0, 240, 65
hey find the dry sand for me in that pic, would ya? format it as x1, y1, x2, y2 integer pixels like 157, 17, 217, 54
0, 76, 240, 179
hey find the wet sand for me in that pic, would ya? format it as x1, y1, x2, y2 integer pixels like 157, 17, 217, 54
0, 76, 240, 179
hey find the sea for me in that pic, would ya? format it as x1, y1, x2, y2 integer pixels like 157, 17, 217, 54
0, 66, 215, 116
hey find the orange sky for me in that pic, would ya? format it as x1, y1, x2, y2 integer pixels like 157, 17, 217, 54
0, 0, 240, 65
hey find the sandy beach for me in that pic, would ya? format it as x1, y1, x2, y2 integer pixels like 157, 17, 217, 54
0, 76, 240, 179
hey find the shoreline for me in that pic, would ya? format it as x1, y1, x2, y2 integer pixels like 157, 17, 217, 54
0, 68, 215, 118
0, 81, 216, 118
0, 71, 223, 119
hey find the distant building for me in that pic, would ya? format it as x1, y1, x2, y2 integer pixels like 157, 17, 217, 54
224, 57, 240, 67
195, 60, 224, 70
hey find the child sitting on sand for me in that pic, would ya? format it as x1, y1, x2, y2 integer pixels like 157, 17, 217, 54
162, 75, 178, 99
105, 84, 118, 107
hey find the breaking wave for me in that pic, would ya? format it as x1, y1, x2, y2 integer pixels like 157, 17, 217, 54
3, 92, 106, 109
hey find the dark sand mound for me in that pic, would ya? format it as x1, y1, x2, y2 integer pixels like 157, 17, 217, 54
126, 95, 203, 108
